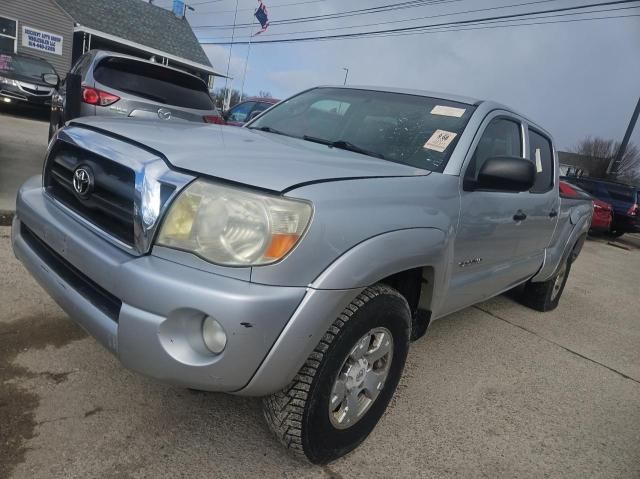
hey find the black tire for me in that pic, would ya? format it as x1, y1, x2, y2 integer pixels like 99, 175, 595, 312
609, 230, 624, 238
520, 257, 572, 312
263, 284, 411, 464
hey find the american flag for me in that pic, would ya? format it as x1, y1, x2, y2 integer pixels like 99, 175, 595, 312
254, 0, 270, 36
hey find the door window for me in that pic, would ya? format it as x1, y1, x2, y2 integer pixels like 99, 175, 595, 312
228, 101, 256, 122
528, 129, 554, 193
466, 118, 522, 180
0, 17, 17, 53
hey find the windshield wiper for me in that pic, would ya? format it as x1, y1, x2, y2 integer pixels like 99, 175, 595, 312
302, 135, 385, 160
248, 125, 289, 136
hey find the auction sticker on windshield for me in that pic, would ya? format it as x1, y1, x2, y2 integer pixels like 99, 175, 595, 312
430, 105, 466, 117
424, 129, 457, 152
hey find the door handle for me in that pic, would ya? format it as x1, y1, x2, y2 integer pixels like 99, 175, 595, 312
513, 211, 527, 222
549, 210, 558, 218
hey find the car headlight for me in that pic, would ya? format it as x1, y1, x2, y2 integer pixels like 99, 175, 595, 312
156, 180, 313, 266
0, 75, 18, 87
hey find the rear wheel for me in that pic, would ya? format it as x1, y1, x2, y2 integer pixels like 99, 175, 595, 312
520, 257, 571, 312
263, 284, 411, 464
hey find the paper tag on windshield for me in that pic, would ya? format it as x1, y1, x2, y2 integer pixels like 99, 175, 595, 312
431, 105, 466, 118
424, 130, 457, 152
535, 148, 543, 173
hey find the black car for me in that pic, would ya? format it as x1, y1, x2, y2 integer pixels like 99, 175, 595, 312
0, 52, 59, 108
563, 176, 639, 237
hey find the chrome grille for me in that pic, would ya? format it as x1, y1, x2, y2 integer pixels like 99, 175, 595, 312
44, 142, 136, 245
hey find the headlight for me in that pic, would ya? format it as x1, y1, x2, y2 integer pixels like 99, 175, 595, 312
0, 76, 18, 87
156, 180, 313, 266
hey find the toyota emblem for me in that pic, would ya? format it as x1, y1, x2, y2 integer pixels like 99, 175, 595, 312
72, 166, 93, 198
157, 108, 172, 120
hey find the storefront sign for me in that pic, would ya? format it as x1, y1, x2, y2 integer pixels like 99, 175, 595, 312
22, 26, 63, 55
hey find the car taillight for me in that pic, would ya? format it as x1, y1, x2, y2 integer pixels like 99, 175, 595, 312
81, 86, 119, 106
627, 203, 639, 216
203, 115, 225, 124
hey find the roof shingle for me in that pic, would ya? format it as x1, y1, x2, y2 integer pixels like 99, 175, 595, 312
54, 0, 211, 67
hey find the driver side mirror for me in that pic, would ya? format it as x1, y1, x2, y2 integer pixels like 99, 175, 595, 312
465, 156, 535, 192
43, 73, 60, 88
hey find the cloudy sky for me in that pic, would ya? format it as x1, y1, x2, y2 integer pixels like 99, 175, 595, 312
159, 0, 639, 150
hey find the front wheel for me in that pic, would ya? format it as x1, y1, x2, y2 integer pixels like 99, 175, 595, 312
263, 284, 411, 464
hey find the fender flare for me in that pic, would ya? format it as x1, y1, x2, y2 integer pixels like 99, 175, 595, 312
311, 227, 447, 289
236, 228, 449, 396
532, 213, 590, 283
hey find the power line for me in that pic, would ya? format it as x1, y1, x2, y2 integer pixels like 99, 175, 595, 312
198, 2, 639, 39
191, 0, 228, 5
205, 13, 639, 45
196, 0, 330, 14
199, 0, 640, 44
196, 0, 562, 37
194, 0, 467, 29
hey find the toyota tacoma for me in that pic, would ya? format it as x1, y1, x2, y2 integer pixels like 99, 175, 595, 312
12, 86, 592, 464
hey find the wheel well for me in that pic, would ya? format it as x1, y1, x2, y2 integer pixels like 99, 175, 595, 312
380, 267, 433, 340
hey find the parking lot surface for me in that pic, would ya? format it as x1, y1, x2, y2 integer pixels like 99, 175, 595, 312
1, 228, 639, 478
0, 108, 49, 212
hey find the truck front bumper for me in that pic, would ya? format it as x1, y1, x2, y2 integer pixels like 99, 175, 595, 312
12, 177, 317, 393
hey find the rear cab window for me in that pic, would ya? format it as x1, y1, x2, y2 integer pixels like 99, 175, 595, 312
93, 57, 213, 110
528, 129, 554, 193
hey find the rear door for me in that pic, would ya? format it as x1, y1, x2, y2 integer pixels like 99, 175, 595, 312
91, 56, 215, 122
517, 127, 558, 260
443, 112, 539, 315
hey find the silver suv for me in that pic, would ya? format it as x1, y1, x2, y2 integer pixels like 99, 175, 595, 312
49, 50, 223, 138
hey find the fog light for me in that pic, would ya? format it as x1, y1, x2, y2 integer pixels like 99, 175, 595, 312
2, 98, 11, 103
202, 316, 226, 353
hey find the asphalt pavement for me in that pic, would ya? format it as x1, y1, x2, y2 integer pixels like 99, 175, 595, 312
0, 107, 49, 213
1, 227, 639, 479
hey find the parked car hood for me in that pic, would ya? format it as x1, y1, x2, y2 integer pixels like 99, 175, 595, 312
71, 118, 429, 192
2, 70, 51, 87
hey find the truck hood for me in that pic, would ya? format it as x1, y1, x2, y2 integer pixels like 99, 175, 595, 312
71, 117, 429, 192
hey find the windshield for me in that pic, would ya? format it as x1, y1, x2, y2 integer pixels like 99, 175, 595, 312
0, 54, 55, 79
248, 87, 475, 171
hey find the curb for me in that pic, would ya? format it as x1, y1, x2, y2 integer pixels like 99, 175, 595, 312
0, 210, 15, 227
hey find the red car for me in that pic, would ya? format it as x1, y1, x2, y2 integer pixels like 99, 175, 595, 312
223, 97, 280, 126
560, 180, 613, 233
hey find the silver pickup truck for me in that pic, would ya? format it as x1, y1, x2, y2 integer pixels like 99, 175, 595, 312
12, 86, 591, 464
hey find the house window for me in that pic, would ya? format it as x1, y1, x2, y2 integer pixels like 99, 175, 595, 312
0, 16, 17, 53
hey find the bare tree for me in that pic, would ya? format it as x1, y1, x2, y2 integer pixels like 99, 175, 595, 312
210, 88, 241, 110
570, 136, 640, 183
258, 90, 273, 98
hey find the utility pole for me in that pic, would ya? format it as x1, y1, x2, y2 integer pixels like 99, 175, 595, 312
342, 67, 349, 85
609, 96, 640, 175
